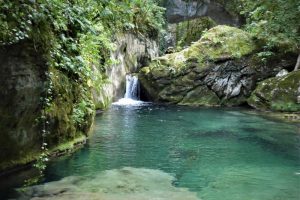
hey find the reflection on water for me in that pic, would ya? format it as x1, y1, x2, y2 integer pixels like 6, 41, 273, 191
1, 105, 300, 200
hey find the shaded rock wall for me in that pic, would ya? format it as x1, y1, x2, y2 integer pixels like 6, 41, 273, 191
164, 0, 242, 51
0, 42, 95, 171
0, 42, 46, 170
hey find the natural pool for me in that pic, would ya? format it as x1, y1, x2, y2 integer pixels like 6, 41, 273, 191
2, 105, 300, 200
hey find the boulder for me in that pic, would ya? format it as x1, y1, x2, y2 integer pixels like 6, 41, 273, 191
276, 69, 289, 77
139, 25, 294, 106
248, 71, 300, 112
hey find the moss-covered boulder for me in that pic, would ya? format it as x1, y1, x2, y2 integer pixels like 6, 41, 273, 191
139, 25, 294, 107
158, 25, 256, 70
248, 71, 300, 112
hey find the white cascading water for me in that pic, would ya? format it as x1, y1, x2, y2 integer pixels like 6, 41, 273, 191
124, 75, 140, 100
113, 74, 145, 106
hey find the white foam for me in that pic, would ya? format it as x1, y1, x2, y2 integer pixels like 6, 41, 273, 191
112, 98, 148, 106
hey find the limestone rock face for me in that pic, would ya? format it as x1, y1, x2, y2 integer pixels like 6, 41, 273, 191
165, 0, 240, 25
139, 25, 292, 106
93, 33, 159, 109
248, 71, 300, 112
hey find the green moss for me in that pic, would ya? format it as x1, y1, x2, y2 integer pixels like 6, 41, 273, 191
138, 25, 257, 106
0, 134, 88, 172
248, 71, 300, 112
0, 151, 41, 172
50, 134, 86, 153
94, 95, 112, 110
179, 86, 220, 106
0, 65, 96, 172
175, 17, 216, 49
45, 67, 95, 149
185, 25, 256, 64
146, 25, 256, 72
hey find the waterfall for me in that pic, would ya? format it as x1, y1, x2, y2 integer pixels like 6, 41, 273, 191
113, 74, 147, 106
124, 75, 140, 100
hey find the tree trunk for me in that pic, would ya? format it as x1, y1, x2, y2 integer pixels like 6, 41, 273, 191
294, 53, 300, 71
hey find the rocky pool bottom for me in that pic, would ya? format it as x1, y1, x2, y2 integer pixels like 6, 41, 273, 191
1, 105, 300, 200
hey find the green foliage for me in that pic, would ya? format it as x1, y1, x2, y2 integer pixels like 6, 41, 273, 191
176, 17, 216, 50
0, 0, 165, 138
72, 99, 95, 128
0, 0, 165, 79
127, 0, 166, 38
238, 0, 300, 53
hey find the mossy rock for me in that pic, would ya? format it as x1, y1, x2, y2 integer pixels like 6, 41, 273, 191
139, 25, 257, 106
248, 71, 300, 112
185, 25, 256, 64
179, 86, 220, 106
175, 17, 217, 49
147, 25, 256, 71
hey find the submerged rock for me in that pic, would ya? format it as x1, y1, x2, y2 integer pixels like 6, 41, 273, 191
18, 167, 200, 200
248, 71, 300, 112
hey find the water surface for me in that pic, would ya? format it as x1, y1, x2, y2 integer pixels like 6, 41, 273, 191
4, 105, 300, 199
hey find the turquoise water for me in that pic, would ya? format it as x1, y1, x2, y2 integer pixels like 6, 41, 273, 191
3, 105, 300, 199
